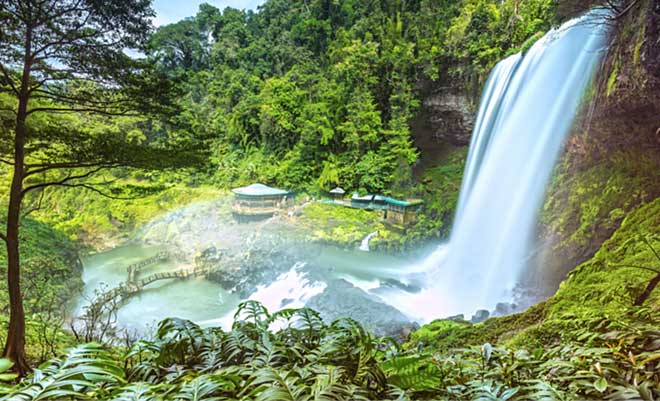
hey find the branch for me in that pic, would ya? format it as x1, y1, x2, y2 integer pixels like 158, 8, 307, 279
22, 167, 147, 201
30, 89, 129, 107
54, 183, 147, 200
610, 264, 660, 274
0, 106, 18, 116
0, 63, 19, 95
26, 106, 137, 117
613, 0, 640, 19
21, 187, 46, 219
0, 232, 7, 244
25, 161, 121, 177
21, 166, 107, 195
643, 236, 660, 263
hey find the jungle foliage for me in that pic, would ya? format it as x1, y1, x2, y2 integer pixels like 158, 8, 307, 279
153, 0, 557, 195
1, 301, 659, 401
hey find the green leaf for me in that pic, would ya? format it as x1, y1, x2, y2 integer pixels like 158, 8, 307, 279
0, 360, 13, 374
594, 377, 608, 393
0, 373, 17, 382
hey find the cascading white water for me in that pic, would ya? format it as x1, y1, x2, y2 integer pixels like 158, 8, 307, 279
385, 10, 611, 321
359, 231, 378, 251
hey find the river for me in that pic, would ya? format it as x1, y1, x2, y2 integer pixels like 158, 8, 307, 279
78, 241, 418, 335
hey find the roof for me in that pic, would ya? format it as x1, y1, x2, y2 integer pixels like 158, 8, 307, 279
351, 193, 423, 207
232, 183, 289, 197
382, 197, 423, 207
351, 193, 384, 202
329, 187, 345, 194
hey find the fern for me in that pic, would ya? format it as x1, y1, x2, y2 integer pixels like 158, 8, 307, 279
380, 354, 441, 391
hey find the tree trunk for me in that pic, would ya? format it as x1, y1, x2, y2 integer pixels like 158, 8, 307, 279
2, 19, 32, 376
634, 272, 660, 306
3, 160, 29, 375
4, 110, 29, 374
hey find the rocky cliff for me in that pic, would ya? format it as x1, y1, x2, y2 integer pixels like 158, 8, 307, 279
528, 0, 660, 298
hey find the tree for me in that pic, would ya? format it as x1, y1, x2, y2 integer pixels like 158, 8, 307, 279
0, 0, 204, 374
150, 18, 209, 73
632, 236, 660, 307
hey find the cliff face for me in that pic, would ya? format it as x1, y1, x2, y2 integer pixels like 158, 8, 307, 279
528, 0, 660, 298
415, 88, 476, 147
410, 78, 477, 169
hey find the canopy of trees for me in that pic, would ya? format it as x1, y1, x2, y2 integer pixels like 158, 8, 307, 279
149, 0, 556, 194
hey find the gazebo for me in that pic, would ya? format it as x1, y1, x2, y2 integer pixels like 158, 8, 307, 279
231, 183, 289, 217
329, 187, 345, 200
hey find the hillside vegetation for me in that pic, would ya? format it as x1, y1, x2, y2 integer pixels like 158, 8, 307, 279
154, 0, 555, 194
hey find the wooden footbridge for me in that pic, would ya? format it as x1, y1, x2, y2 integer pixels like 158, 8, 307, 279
86, 251, 216, 314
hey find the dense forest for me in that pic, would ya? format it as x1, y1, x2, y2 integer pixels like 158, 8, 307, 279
1, 0, 659, 400
149, 0, 556, 193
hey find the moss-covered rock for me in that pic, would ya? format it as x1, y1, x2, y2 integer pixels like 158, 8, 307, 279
297, 202, 388, 248
413, 197, 660, 353
409, 302, 549, 352
547, 198, 660, 323
536, 0, 660, 294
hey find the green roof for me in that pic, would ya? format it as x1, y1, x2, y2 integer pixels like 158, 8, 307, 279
232, 183, 289, 197
351, 193, 423, 207
382, 197, 423, 207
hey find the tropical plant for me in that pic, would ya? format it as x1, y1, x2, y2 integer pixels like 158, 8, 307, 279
3, 302, 659, 400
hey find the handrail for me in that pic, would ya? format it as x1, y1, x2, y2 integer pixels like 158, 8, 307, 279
83, 253, 214, 320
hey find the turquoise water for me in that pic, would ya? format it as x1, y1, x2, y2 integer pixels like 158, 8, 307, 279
78, 242, 415, 332
78, 244, 239, 332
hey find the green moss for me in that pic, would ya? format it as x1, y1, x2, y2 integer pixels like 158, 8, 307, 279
606, 58, 619, 97
411, 302, 549, 352
541, 152, 660, 250
520, 31, 545, 54
409, 319, 469, 345
547, 198, 660, 324
633, 25, 646, 65
298, 202, 387, 247
415, 197, 660, 354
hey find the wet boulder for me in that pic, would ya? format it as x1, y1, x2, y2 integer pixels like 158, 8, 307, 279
305, 279, 416, 341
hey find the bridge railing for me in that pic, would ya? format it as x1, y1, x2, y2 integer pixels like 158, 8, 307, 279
83, 255, 216, 319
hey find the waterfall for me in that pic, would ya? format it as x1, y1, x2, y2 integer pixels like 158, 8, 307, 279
387, 10, 611, 321
359, 231, 378, 252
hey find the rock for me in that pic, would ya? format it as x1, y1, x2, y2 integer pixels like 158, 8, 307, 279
413, 89, 476, 147
378, 278, 422, 293
195, 245, 222, 267
446, 314, 465, 322
470, 309, 490, 323
206, 248, 297, 297
492, 302, 518, 317
305, 279, 415, 341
